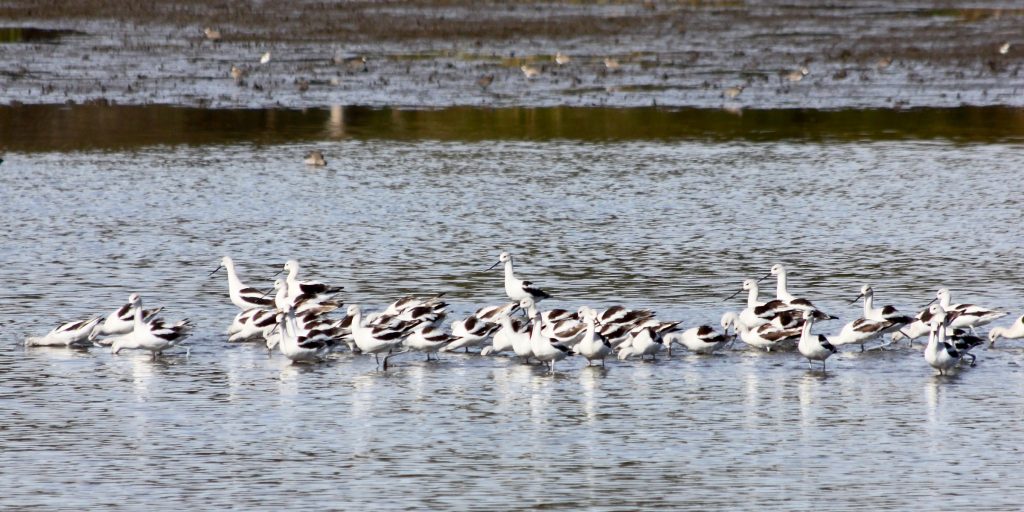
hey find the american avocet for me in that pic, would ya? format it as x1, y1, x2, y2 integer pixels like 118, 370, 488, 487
347, 305, 408, 369
283, 260, 344, 299
723, 311, 801, 351
924, 305, 961, 375
999, 42, 1011, 55
891, 304, 953, 346
210, 256, 274, 310
664, 317, 732, 355
444, 314, 500, 352
488, 252, 551, 303
382, 293, 447, 317
404, 324, 454, 361
25, 316, 103, 347
521, 65, 541, 79
850, 285, 914, 325
529, 307, 572, 372
762, 264, 837, 320
227, 308, 277, 342
95, 293, 164, 339
510, 298, 538, 362
829, 316, 898, 352
275, 306, 329, 364
110, 295, 191, 358
272, 278, 341, 316
726, 279, 786, 330
797, 311, 837, 371
574, 308, 611, 365
259, 51, 271, 64
988, 315, 1024, 346
483, 308, 530, 356
595, 305, 654, 327
475, 302, 519, 323
617, 325, 664, 361
930, 288, 1007, 332
304, 150, 326, 166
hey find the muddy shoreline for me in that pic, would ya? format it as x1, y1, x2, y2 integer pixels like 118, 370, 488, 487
1, 1, 1022, 110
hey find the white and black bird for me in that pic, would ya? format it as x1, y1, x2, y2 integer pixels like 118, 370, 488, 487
488, 251, 551, 303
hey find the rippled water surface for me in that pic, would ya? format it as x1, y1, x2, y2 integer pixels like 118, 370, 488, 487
2, 134, 1024, 509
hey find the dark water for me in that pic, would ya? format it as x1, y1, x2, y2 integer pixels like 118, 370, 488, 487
2, 107, 1024, 509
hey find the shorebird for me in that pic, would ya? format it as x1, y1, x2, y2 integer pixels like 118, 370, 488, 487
761, 264, 836, 320
275, 306, 329, 363
404, 324, 454, 361
988, 315, 1024, 347
798, 311, 837, 371
923, 305, 961, 376
488, 252, 551, 303
999, 42, 1010, 55
95, 293, 164, 339
722, 85, 744, 99
663, 317, 732, 355
574, 308, 611, 365
529, 307, 572, 372
203, 27, 221, 42
25, 316, 103, 347
604, 58, 621, 72
786, 66, 809, 82
347, 305, 409, 369
304, 150, 326, 166
110, 295, 191, 358
554, 52, 571, 65
210, 256, 274, 310
520, 65, 541, 79
259, 51, 271, 64
929, 288, 1007, 332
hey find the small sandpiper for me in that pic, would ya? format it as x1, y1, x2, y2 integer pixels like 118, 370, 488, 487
304, 150, 326, 166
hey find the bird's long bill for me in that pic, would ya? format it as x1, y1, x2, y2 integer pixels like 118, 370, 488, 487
272, 268, 284, 278
923, 297, 938, 308
756, 272, 771, 283
723, 288, 743, 302
207, 265, 223, 277
848, 293, 864, 305
259, 288, 273, 299
486, 260, 501, 271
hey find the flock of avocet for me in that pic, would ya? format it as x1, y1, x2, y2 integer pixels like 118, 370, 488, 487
24, 252, 1024, 375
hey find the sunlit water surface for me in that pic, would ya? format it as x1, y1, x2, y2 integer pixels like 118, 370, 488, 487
2, 139, 1024, 510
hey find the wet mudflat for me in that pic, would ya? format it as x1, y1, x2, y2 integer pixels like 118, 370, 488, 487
1, 0, 1022, 109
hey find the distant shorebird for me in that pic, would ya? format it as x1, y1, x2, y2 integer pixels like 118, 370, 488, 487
999, 42, 1010, 55
488, 251, 551, 303
555, 52, 571, 65
230, 65, 247, 82
520, 65, 540, 79
259, 51, 271, 64
875, 56, 893, 70
335, 55, 368, 72
786, 66, 809, 82
304, 150, 326, 166
604, 58, 621, 72
722, 85, 744, 99
477, 74, 494, 90
203, 27, 221, 42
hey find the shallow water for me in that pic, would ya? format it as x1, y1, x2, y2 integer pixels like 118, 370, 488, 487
2, 129, 1024, 509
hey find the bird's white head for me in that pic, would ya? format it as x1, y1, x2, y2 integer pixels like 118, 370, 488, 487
283, 260, 299, 273
770, 264, 785, 276
346, 304, 361, 317
518, 297, 535, 312
935, 288, 950, 303
720, 311, 738, 330
927, 304, 946, 327
742, 279, 757, 291
129, 294, 142, 307
273, 279, 285, 290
